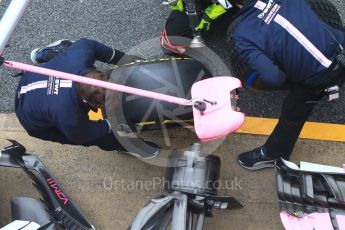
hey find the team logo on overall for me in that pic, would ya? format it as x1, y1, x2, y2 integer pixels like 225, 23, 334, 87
47, 76, 60, 95
258, 0, 281, 24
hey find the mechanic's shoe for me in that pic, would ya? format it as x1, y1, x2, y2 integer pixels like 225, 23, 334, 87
237, 145, 276, 170
30, 39, 74, 64
119, 140, 160, 160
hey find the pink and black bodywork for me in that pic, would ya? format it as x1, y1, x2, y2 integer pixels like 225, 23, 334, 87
275, 159, 345, 230
0, 140, 94, 230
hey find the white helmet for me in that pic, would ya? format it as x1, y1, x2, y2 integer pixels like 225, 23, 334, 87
217, 0, 233, 9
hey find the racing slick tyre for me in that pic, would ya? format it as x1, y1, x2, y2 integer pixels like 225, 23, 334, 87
106, 58, 212, 131
226, 0, 345, 91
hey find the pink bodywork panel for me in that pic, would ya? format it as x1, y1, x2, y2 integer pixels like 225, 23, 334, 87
280, 212, 345, 230
191, 77, 245, 142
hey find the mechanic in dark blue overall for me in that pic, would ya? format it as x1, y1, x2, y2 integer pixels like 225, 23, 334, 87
15, 38, 159, 159
231, 0, 345, 170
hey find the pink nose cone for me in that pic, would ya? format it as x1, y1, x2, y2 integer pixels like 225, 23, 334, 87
191, 76, 245, 142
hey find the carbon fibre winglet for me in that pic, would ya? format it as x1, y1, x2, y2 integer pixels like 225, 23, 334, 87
0, 140, 95, 230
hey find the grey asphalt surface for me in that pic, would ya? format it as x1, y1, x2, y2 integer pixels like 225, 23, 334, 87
0, 0, 345, 123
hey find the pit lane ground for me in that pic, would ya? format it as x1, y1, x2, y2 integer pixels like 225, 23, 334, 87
1, 113, 345, 229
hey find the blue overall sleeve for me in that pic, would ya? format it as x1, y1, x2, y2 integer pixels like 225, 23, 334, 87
58, 118, 111, 145
72, 38, 124, 66
235, 38, 287, 86
73, 38, 116, 63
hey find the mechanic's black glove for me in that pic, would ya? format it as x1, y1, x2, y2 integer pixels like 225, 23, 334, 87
108, 49, 125, 65
0, 56, 5, 66
109, 49, 142, 66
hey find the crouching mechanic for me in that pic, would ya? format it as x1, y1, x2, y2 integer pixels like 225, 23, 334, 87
231, 0, 345, 170
161, 0, 234, 55
15, 38, 159, 159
